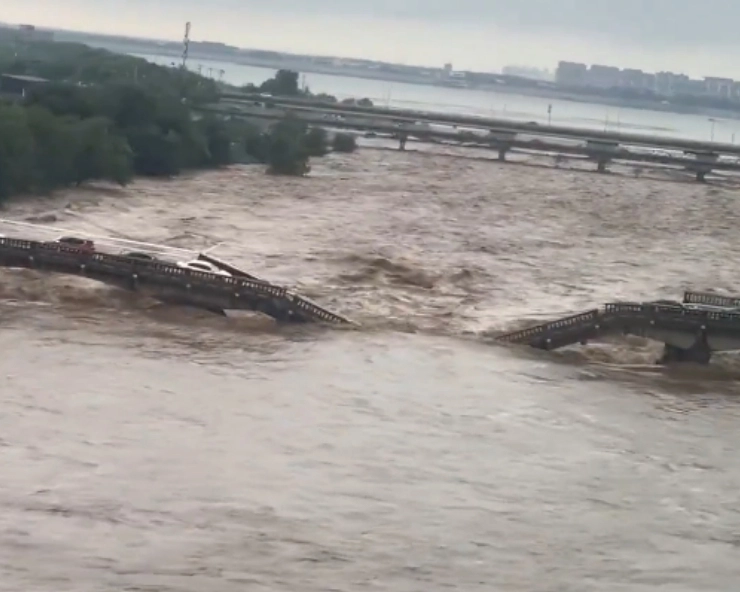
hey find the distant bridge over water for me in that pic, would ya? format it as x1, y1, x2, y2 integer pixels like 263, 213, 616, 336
210, 93, 740, 182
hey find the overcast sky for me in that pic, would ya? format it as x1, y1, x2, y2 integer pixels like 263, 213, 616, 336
2, 0, 738, 76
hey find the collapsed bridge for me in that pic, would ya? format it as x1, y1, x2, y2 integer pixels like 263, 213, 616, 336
0, 236, 352, 325
496, 291, 740, 364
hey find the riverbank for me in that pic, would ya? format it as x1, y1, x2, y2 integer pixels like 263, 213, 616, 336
70, 37, 740, 123
179, 50, 740, 121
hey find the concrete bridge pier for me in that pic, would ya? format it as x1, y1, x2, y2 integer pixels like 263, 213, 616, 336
488, 132, 516, 162
657, 332, 712, 365
686, 151, 718, 183
586, 140, 618, 174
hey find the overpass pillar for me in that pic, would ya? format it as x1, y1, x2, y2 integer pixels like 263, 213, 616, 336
586, 140, 618, 174
685, 151, 718, 182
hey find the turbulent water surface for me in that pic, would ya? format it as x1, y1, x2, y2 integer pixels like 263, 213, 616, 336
2, 150, 740, 591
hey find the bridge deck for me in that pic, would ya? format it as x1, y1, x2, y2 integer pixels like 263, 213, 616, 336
220, 92, 740, 155
0, 237, 352, 324
496, 291, 740, 351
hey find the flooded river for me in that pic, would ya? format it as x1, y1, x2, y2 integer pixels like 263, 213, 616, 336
1, 150, 740, 591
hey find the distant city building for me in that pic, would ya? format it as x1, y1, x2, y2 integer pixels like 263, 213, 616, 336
704, 77, 733, 99
555, 59, 740, 100
587, 64, 621, 88
619, 68, 644, 88
674, 78, 705, 96
555, 61, 588, 86
654, 71, 688, 95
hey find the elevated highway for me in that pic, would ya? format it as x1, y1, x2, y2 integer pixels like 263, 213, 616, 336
219, 92, 740, 155
209, 95, 740, 181
0, 236, 352, 324
496, 291, 740, 364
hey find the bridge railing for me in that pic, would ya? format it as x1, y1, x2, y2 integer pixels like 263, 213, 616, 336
682, 290, 740, 308
497, 309, 600, 343
605, 301, 740, 324
0, 236, 351, 323
1, 237, 288, 296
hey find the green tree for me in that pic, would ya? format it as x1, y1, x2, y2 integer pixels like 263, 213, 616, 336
197, 116, 233, 166
0, 105, 35, 198
100, 83, 160, 128
267, 135, 310, 176
70, 117, 133, 186
0, 39, 347, 196
332, 132, 357, 153
2, 39, 219, 104
25, 82, 102, 119
242, 122, 270, 163
304, 126, 329, 157
313, 93, 338, 103
266, 118, 310, 175
25, 106, 77, 189
126, 125, 182, 176
259, 69, 300, 96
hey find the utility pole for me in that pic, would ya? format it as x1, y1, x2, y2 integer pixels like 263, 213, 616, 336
181, 21, 191, 69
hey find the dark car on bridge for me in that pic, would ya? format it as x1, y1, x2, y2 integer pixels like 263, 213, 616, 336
52, 236, 95, 253
121, 251, 158, 261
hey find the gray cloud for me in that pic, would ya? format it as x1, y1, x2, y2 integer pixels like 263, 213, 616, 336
234, 0, 739, 46
7, 0, 740, 76
12, 0, 740, 48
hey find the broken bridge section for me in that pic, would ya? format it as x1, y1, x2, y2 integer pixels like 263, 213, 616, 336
496, 291, 740, 364
0, 237, 353, 325
496, 309, 604, 350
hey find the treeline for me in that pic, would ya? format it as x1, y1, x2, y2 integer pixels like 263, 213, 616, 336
241, 68, 374, 106
0, 82, 358, 198
239, 119, 357, 175
0, 40, 218, 104
0, 42, 358, 199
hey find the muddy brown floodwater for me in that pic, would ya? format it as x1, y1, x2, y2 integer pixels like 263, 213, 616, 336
1, 149, 740, 591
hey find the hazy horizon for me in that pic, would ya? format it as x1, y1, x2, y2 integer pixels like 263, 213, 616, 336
3, 1, 739, 78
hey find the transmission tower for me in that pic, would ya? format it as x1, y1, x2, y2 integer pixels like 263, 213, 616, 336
181, 22, 191, 69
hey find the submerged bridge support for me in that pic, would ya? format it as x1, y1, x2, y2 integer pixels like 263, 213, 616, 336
684, 151, 719, 182
0, 237, 352, 325
496, 291, 740, 364
659, 338, 711, 364
586, 140, 620, 174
